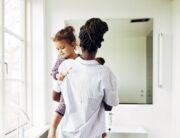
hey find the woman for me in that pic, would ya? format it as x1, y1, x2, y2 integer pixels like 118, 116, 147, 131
57, 18, 119, 138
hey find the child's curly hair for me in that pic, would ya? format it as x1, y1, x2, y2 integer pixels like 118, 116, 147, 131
53, 26, 76, 44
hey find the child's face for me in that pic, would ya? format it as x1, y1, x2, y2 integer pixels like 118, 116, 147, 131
55, 40, 75, 59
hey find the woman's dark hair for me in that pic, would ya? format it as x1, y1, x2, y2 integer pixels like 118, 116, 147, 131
79, 18, 108, 53
53, 26, 76, 44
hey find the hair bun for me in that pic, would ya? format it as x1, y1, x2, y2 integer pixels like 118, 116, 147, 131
53, 26, 76, 44
65, 26, 75, 33
79, 18, 108, 53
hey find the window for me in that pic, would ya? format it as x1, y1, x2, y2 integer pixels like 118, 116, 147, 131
1, 0, 27, 136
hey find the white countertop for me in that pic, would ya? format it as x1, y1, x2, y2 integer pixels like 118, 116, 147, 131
106, 125, 147, 134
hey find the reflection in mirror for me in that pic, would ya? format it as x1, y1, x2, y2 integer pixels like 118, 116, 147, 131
65, 18, 153, 104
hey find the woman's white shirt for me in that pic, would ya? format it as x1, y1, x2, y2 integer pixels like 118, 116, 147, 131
57, 57, 119, 138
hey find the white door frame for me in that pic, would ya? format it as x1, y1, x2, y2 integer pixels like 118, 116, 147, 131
0, 0, 5, 136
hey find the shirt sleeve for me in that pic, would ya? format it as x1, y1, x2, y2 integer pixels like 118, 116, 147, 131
102, 67, 119, 106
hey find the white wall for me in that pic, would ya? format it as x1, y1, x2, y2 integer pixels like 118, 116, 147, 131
171, 0, 180, 137
45, 0, 172, 138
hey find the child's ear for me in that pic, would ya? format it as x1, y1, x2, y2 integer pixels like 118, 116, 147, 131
71, 42, 76, 49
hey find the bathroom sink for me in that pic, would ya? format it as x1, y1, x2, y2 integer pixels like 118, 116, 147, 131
106, 125, 148, 138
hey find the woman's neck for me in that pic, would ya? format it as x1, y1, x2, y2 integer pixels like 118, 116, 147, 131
81, 52, 96, 60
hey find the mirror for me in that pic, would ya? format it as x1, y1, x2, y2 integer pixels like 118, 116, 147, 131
65, 18, 153, 104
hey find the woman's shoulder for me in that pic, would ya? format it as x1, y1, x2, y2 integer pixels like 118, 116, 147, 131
99, 64, 111, 72
99, 65, 116, 83
98, 65, 113, 77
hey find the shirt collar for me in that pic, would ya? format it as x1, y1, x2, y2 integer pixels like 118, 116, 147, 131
76, 57, 99, 65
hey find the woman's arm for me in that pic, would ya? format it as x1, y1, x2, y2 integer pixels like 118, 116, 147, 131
52, 90, 61, 102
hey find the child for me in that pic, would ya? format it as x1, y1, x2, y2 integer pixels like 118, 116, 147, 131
48, 26, 106, 138
48, 26, 78, 138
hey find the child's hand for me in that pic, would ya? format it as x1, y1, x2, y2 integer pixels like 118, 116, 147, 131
56, 73, 61, 80
56, 73, 66, 81
58, 67, 72, 81
59, 73, 65, 81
